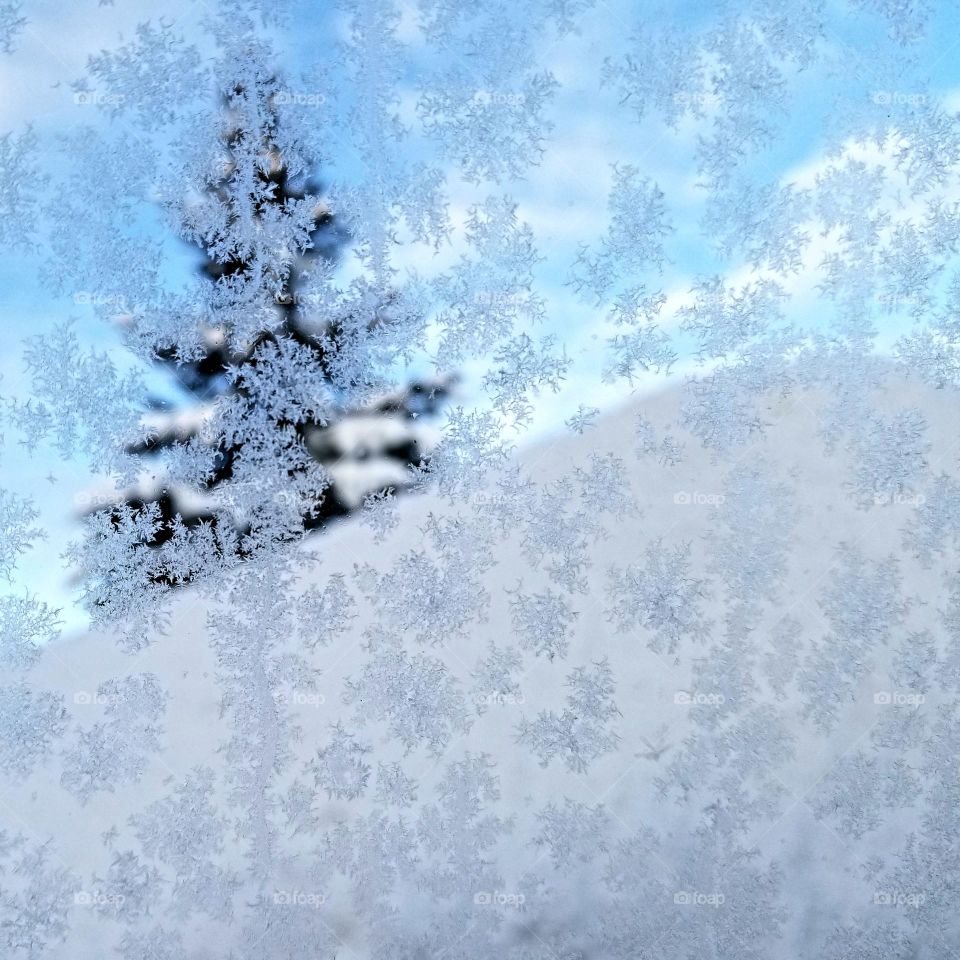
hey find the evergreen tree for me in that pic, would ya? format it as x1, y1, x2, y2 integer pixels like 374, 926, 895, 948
96, 59, 449, 575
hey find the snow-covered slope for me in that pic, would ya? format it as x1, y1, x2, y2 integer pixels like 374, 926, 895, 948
8, 371, 960, 958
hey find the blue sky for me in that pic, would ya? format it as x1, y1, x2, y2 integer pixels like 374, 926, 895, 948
2, 0, 959, 630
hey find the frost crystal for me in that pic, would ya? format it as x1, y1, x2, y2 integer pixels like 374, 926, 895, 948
608, 541, 710, 654
518, 660, 620, 772
508, 584, 578, 661
308, 723, 371, 800
7, 3, 960, 955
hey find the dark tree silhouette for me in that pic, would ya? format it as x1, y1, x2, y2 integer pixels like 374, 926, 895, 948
97, 70, 450, 571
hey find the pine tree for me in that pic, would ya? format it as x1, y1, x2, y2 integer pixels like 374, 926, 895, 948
94, 59, 449, 577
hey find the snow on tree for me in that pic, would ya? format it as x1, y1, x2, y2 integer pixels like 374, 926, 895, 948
67, 49, 451, 617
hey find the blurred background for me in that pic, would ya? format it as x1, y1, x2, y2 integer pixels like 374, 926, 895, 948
3, 0, 960, 632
